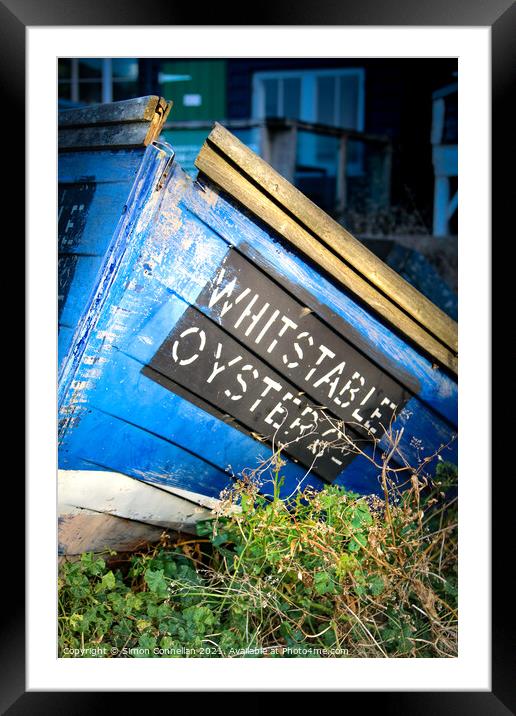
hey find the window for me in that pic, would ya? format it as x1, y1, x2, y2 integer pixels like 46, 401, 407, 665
252, 68, 365, 175
58, 59, 139, 105
261, 76, 302, 118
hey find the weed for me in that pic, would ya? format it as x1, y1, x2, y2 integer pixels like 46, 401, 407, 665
58, 459, 457, 658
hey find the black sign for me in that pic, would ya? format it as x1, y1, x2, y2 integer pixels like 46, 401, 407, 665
143, 249, 410, 482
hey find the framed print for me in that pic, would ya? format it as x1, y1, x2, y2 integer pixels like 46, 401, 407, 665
10, 0, 514, 710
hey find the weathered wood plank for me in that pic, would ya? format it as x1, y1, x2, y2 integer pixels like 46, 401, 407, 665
58, 326, 75, 369
58, 96, 170, 127
59, 122, 156, 151
195, 143, 458, 374
203, 123, 458, 355
62, 350, 399, 500
58, 96, 171, 151
58, 160, 149, 360
58, 507, 167, 555
57, 150, 146, 335
58, 469, 215, 530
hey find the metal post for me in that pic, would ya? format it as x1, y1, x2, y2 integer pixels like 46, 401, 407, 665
335, 133, 348, 216
433, 176, 450, 236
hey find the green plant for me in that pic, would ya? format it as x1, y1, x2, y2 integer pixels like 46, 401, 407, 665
58, 458, 457, 658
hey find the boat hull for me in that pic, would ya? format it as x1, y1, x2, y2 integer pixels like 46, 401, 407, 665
58, 123, 458, 551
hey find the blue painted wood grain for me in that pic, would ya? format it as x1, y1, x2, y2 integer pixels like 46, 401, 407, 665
59, 255, 104, 329
60, 408, 233, 499
58, 148, 145, 184
59, 147, 457, 504
58, 326, 75, 364
58, 148, 150, 364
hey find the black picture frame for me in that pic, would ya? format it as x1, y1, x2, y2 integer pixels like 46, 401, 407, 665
10, 0, 514, 711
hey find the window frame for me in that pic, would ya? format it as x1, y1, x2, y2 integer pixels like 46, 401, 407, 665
58, 58, 139, 105
252, 67, 365, 131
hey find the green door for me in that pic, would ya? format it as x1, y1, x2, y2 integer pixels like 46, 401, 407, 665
160, 60, 227, 174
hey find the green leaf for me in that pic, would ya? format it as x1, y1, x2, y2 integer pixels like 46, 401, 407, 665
95, 570, 116, 592
80, 552, 105, 576
136, 619, 152, 632
314, 571, 336, 595
182, 606, 216, 636
351, 503, 373, 530
69, 613, 84, 631
349, 533, 367, 552
144, 568, 168, 597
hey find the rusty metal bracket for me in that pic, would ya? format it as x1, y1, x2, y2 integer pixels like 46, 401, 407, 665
152, 141, 175, 191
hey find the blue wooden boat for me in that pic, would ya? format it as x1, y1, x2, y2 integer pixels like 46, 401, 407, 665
58, 101, 458, 554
